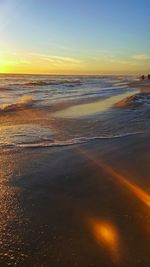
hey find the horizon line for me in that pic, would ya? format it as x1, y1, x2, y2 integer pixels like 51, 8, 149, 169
0, 72, 141, 76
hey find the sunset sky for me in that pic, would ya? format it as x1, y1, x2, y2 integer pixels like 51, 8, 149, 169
0, 0, 150, 74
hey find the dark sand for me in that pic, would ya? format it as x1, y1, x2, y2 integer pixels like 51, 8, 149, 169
0, 133, 150, 267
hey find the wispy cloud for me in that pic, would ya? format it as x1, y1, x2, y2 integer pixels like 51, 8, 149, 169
91, 54, 138, 66
132, 54, 150, 60
30, 53, 83, 65
20, 60, 31, 65
110, 58, 138, 66
0, 59, 31, 66
53, 44, 75, 51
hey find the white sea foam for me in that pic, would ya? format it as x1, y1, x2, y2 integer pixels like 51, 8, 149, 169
0, 74, 149, 149
0, 127, 145, 149
0, 124, 53, 147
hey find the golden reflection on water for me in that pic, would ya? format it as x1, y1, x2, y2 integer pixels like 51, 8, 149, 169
87, 217, 122, 262
79, 149, 150, 208
53, 91, 137, 118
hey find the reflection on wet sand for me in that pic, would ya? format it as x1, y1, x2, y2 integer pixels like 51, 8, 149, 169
53, 91, 138, 118
87, 217, 122, 262
0, 150, 28, 266
79, 149, 150, 208
1, 133, 150, 266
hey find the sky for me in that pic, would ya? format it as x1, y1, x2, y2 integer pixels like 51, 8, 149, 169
0, 0, 150, 74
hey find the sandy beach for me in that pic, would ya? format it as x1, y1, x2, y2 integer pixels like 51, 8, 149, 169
0, 77, 150, 267
1, 0, 150, 265
0, 132, 150, 267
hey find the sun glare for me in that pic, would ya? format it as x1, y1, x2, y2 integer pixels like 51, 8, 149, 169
79, 149, 150, 208
87, 217, 122, 262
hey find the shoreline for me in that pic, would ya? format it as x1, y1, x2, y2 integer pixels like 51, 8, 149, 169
1, 79, 149, 124
114, 80, 150, 108
53, 91, 137, 118
129, 80, 150, 93
0, 76, 150, 266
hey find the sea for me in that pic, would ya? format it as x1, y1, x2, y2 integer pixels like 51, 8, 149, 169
0, 74, 149, 148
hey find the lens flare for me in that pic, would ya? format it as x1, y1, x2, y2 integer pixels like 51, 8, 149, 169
87, 217, 122, 262
79, 149, 150, 208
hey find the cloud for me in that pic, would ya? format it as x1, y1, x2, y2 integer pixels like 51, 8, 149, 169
20, 60, 31, 65
91, 54, 138, 66
30, 53, 83, 65
1, 60, 31, 66
132, 54, 150, 60
110, 58, 137, 66
54, 44, 75, 51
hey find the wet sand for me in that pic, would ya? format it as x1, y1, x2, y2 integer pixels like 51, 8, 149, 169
114, 80, 150, 108
53, 91, 137, 118
0, 79, 150, 266
0, 133, 150, 267
129, 80, 150, 93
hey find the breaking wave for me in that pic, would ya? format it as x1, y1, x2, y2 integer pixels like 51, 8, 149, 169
24, 79, 82, 87
0, 95, 34, 113
114, 93, 150, 108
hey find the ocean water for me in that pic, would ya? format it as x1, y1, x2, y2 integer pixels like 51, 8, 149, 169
0, 74, 135, 107
0, 74, 149, 148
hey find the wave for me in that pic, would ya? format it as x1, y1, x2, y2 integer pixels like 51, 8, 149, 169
24, 79, 82, 87
0, 95, 34, 113
114, 92, 150, 108
1, 131, 145, 149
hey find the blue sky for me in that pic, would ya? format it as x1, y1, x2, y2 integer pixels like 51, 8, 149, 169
0, 0, 150, 74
